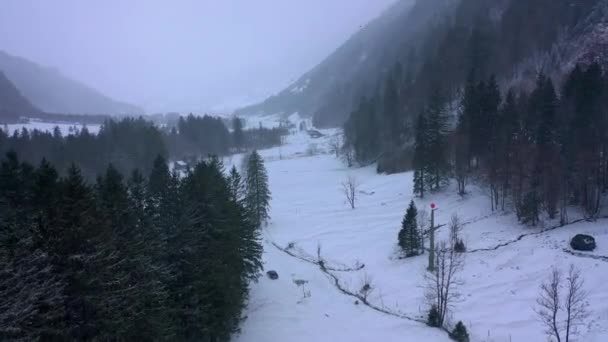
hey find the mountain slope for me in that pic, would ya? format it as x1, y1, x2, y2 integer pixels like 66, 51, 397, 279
237, 0, 606, 128
235, 0, 454, 127
0, 50, 143, 115
0, 70, 40, 123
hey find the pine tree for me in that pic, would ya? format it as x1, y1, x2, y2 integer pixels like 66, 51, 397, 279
450, 321, 470, 342
232, 117, 245, 152
0, 151, 266, 340
245, 151, 271, 228
425, 87, 450, 190
518, 188, 540, 226
483, 75, 503, 210
147, 155, 179, 242
127, 169, 147, 231
427, 304, 441, 327
174, 158, 262, 340
52, 163, 105, 339
96, 164, 132, 239
382, 70, 401, 146
398, 200, 421, 257
0, 151, 30, 256
413, 115, 429, 198
227, 165, 245, 203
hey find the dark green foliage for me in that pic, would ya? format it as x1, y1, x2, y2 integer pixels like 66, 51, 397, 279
427, 304, 441, 327
343, 96, 381, 165
413, 169, 425, 198
340, 0, 608, 225
245, 151, 272, 228
454, 239, 466, 253
413, 114, 428, 198
0, 152, 263, 340
0, 115, 288, 181
424, 88, 450, 190
170, 114, 231, 158
518, 190, 540, 226
228, 165, 246, 203
232, 116, 245, 151
413, 88, 450, 196
0, 117, 166, 179
398, 200, 421, 257
450, 321, 470, 342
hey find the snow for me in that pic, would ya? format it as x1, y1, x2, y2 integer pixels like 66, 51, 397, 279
290, 79, 310, 94
3, 119, 101, 136
232, 114, 608, 342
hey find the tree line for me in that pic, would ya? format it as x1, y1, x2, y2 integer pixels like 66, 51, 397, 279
340, 1, 608, 225
0, 114, 287, 179
0, 149, 271, 340
410, 63, 608, 225
342, 0, 598, 174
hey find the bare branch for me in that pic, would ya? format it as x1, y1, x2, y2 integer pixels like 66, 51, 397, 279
564, 265, 589, 342
536, 268, 562, 342
424, 241, 464, 327
341, 175, 359, 209
359, 273, 375, 304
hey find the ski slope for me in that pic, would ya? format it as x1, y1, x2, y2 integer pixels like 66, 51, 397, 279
234, 115, 608, 342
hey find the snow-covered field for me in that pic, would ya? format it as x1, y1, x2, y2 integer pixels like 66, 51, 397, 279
3, 119, 101, 136
233, 114, 608, 342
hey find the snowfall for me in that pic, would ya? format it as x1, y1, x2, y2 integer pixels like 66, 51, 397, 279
231, 114, 608, 342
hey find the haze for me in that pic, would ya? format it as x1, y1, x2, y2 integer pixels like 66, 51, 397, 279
0, 0, 397, 113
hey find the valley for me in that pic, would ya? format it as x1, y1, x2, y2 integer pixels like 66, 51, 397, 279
235, 116, 608, 342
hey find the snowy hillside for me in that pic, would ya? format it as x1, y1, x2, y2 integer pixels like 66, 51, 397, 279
233, 115, 608, 342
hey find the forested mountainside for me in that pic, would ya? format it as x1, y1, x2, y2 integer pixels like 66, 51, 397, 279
237, 0, 604, 130
343, 0, 603, 172
0, 50, 143, 115
338, 0, 608, 227
0, 70, 40, 122
235, 0, 453, 126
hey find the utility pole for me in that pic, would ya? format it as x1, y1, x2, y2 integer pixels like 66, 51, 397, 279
427, 202, 437, 272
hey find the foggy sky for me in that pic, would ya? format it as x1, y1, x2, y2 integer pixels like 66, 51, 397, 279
0, 0, 397, 113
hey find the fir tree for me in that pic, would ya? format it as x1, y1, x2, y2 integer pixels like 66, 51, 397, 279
413, 115, 429, 198
425, 87, 450, 190
518, 188, 540, 226
427, 304, 441, 327
398, 200, 421, 257
227, 165, 245, 203
450, 321, 470, 342
232, 117, 245, 151
245, 151, 271, 227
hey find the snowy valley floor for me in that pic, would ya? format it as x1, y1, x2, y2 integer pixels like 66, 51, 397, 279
233, 124, 608, 342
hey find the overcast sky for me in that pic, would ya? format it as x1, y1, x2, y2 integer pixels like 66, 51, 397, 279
0, 0, 397, 113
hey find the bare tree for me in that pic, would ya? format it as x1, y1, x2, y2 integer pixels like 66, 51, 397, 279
537, 268, 562, 342
564, 265, 589, 342
341, 175, 359, 209
535, 265, 589, 342
449, 214, 465, 252
449, 214, 462, 245
341, 144, 355, 167
453, 130, 469, 196
329, 135, 342, 158
424, 241, 464, 327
